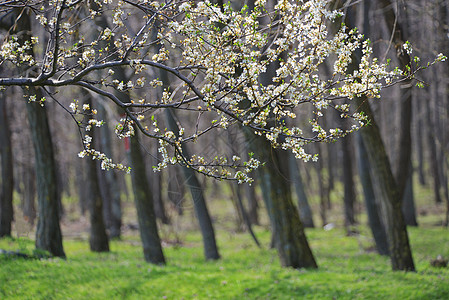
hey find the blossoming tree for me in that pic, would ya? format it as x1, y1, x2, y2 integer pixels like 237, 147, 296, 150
0, 0, 444, 269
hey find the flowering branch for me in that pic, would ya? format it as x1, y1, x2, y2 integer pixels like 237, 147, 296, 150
0, 0, 445, 182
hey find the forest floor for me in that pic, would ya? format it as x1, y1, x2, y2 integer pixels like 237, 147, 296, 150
1, 179, 449, 299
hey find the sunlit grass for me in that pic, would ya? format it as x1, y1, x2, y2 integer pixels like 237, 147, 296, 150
1, 224, 449, 299
2, 173, 448, 299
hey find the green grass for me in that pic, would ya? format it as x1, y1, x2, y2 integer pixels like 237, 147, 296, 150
3, 176, 449, 299
1, 226, 449, 300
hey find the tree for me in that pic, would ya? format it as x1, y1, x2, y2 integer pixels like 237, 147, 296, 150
129, 130, 166, 264
82, 95, 110, 252
97, 102, 123, 238
4, 8, 66, 257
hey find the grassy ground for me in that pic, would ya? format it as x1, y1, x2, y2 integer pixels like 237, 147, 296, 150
2, 177, 449, 299
1, 225, 449, 299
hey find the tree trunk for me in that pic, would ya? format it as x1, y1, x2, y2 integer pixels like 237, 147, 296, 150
165, 109, 220, 260
315, 144, 328, 227
22, 165, 36, 225
258, 145, 317, 268
341, 134, 356, 228
230, 182, 245, 232
414, 99, 426, 186
244, 146, 259, 225
129, 131, 166, 264
245, 182, 259, 225
25, 88, 65, 257
10, 7, 65, 257
94, 16, 166, 260
355, 96, 415, 271
289, 153, 314, 228
0, 92, 14, 237
246, 127, 317, 268
98, 102, 122, 238
83, 97, 109, 252
149, 160, 170, 224
402, 162, 418, 226
86, 152, 110, 252
356, 134, 389, 255
425, 75, 442, 204
231, 181, 261, 247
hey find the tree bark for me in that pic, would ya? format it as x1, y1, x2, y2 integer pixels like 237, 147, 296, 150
402, 162, 418, 226
355, 95, 415, 271
255, 141, 317, 269
83, 97, 109, 252
22, 164, 36, 225
356, 134, 390, 255
341, 134, 356, 228
98, 102, 122, 238
315, 144, 328, 227
12, 9, 65, 257
245, 126, 317, 268
148, 160, 170, 224
289, 153, 314, 228
245, 182, 259, 225
25, 88, 65, 257
86, 150, 110, 252
129, 131, 166, 264
0, 92, 14, 237
376, 0, 414, 204
426, 71, 442, 204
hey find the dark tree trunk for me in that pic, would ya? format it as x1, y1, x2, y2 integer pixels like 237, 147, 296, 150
86, 156, 110, 252
315, 144, 328, 227
415, 99, 426, 186
98, 102, 122, 238
0, 93, 14, 237
289, 153, 314, 228
149, 162, 170, 224
402, 162, 418, 226
107, 63, 165, 263
129, 131, 166, 264
245, 182, 259, 225
356, 96, 415, 271
243, 146, 259, 225
11, 8, 64, 257
22, 165, 36, 225
426, 83, 442, 204
83, 98, 109, 252
254, 140, 317, 269
25, 88, 65, 258
356, 134, 389, 256
165, 109, 220, 260
230, 183, 245, 232
341, 134, 356, 227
